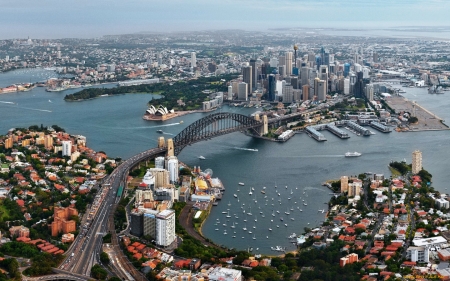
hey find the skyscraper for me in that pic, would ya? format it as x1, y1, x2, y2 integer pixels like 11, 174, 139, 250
250, 59, 257, 90
317, 80, 327, 101
412, 150, 422, 175
344, 63, 351, 77
282, 83, 293, 103
353, 71, 364, 98
301, 67, 310, 86
167, 156, 179, 183
242, 66, 252, 94
268, 74, 276, 101
238, 82, 248, 101
302, 85, 309, 101
285, 52, 293, 76
191, 52, 196, 68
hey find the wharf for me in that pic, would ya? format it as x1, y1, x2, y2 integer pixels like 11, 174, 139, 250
305, 126, 327, 142
370, 121, 392, 133
385, 96, 449, 131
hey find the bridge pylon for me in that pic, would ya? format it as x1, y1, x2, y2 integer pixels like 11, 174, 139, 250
158, 136, 166, 148
167, 138, 174, 156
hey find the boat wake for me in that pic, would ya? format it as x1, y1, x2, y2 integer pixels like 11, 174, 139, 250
18, 106, 52, 113
0, 101, 15, 104
233, 147, 258, 152
282, 155, 344, 158
98, 122, 181, 130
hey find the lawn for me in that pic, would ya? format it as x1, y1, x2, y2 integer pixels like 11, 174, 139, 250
0, 202, 10, 221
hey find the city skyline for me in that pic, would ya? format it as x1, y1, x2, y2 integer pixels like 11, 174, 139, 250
3, 0, 450, 39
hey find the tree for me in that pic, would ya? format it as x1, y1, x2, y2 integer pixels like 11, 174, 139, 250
91, 264, 107, 280
100, 252, 110, 264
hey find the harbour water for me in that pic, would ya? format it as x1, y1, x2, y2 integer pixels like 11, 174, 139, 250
1, 69, 450, 254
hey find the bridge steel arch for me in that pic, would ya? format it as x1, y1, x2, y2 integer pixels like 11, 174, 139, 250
173, 112, 262, 155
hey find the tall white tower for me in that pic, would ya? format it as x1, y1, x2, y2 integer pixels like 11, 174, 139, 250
412, 150, 422, 175
61, 141, 72, 157
156, 210, 176, 247
191, 52, 196, 68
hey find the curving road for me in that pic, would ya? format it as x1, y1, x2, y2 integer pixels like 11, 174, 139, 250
58, 147, 167, 279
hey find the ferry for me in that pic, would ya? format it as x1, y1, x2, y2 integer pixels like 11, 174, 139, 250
345, 151, 362, 157
198, 156, 206, 160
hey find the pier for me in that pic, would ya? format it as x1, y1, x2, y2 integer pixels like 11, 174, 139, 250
345, 121, 372, 136
325, 123, 350, 139
369, 121, 392, 133
305, 126, 327, 142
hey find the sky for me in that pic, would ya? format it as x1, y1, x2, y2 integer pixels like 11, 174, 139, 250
2, 0, 450, 39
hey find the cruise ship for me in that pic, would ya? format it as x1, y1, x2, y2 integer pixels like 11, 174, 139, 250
345, 152, 362, 157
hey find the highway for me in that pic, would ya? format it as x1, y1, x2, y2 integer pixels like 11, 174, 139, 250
58, 147, 167, 280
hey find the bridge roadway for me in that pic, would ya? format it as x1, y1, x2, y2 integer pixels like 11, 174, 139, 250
56, 147, 167, 280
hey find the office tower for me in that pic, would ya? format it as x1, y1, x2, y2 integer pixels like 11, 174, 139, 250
156, 210, 176, 247
301, 67, 310, 86
319, 65, 329, 94
373, 52, 379, 63
61, 141, 72, 157
354, 53, 363, 65
344, 78, 350, 95
307, 52, 315, 63
412, 150, 422, 174
302, 85, 309, 101
269, 57, 278, 67
282, 84, 294, 103
167, 156, 179, 183
354, 63, 362, 73
261, 62, 271, 79
344, 63, 351, 77
155, 156, 165, 169
317, 80, 327, 101
191, 52, 196, 68
278, 65, 286, 77
250, 59, 257, 90
315, 56, 322, 70
242, 66, 252, 94
130, 209, 144, 237
363, 67, 370, 79
353, 71, 364, 98
238, 82, 248, 101
365, 84, 374, 101
290, 77, 299, 89
228, 85, 233, 100
278, 55, 285, 67
293, 89, 301, 102
285, 52, 293, 76
329, 65, 335, 75
340, 176, 349, 193
268, 74, 276, 101
296, 58, 303, 69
